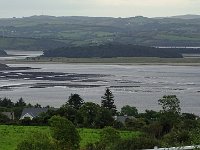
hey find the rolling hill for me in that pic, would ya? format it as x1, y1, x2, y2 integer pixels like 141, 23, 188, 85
0, 15, 200, 50
169, 14, 200, 19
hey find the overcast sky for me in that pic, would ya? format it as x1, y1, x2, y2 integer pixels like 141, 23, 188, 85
0, 0, 199, 18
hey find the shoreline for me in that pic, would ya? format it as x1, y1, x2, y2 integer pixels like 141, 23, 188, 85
1, 59, 200, 66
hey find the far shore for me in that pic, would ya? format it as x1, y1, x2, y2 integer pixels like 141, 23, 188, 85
1, 57, 200, 66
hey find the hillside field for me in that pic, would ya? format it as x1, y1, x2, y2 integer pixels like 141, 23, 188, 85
1, 15, 200, 50
0, 125, 140, 150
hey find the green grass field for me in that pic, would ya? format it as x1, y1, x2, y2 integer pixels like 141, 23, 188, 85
0, 125, 140, 150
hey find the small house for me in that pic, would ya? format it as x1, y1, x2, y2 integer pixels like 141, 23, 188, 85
20, 108, 50, 120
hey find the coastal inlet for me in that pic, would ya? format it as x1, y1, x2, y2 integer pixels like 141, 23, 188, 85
0, 63, 200, 115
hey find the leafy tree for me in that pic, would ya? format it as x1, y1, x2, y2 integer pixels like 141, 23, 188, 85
158, 95, 181, 114
158, 95, 181, 134
181, 113, 197, 120
139, 110, 160, 121
13, 107, 24, 119
121, 105, 138, 116
57, 105, 80, 125
67, 94, 84, 110
101, 88, 116, 115
179, 119, 199, 132
49, 116, 80, 150
16, 132, 57, 150
95, 107, 114, 128
79, 102, 100, 127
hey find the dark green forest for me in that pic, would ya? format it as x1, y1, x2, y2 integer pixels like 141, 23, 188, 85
43, 44, 184, 58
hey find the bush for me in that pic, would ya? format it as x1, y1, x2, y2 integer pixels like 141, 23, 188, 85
162, 129, 190, 147
49, 115, 80, 150
100, 126, 121, 145
86, 127, 122, 150
143, 121, 163, 138
190, 128, 200, 145
112, 136, 160, 150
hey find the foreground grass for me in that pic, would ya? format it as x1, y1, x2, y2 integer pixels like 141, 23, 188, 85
0, 125, 140, 150
0, 125, 49, 150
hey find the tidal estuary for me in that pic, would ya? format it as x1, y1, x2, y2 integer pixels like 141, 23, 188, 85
0, 51, 200, 115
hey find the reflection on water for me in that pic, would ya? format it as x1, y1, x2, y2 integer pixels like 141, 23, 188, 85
0, 63, 200, 115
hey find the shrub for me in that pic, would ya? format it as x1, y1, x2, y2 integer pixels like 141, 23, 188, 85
162, 129, 190, 147
100, 126, 121, 145
112, 136, 160, 150
49, 115, 80, 150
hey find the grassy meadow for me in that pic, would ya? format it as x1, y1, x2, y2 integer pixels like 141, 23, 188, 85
0, 125, 140, 150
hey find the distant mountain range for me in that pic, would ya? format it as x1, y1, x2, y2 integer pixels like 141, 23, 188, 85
155, 14, 200, 19
168, 14, 200, 19
0, 15, 199, 50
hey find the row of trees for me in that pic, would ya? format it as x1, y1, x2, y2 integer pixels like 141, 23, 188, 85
1, 88, 200, 149
28, 88, 117, 128
0, 88, 117, 126
67, 88, 116, 115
